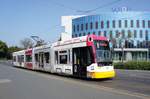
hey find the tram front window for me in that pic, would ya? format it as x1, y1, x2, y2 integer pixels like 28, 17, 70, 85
94, 40, 112, 62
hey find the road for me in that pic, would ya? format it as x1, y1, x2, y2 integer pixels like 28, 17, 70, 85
0, 62, 150, 99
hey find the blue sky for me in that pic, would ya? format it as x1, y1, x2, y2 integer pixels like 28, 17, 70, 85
0, 0, 150, 46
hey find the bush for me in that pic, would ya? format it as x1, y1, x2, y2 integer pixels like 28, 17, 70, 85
114, 61, 150, 70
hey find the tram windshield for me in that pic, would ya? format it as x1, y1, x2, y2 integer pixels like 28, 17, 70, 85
94, 40, 112, 62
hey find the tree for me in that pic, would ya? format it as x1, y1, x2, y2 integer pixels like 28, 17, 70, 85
0, 40, 8, 59
20, 38, 34, 49
8, 46, 22, 53
7, 46, 23, 59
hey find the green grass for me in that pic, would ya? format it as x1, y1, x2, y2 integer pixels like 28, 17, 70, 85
114, 61, 150, 70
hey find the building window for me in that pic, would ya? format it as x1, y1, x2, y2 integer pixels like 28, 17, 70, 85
112, 20, 115, 28
107, 21, 109, 28
137, 40, 140, 48
115, 30, 119, 38
81, 24, 83, 31
79, 33, 81, 36
140, 42, 142, 48
98, 31, 101, 36
142, 20, 145, 28
73, 25, 75, 32
145, 30, 148, 40
90, 22, 93, 29
134, 30, 137, 38
77, 25, 79, 31
104, 31, 107, 37
75, 34, 77, 37
121, 30, 125, 38
140, 30, 143, 38
93, 32, 95, 35
136, 20, 139, 28
83, 33, 86, 36
131, 20, 133, 28
125, 20, 128, 28
95, 21, 98, 29
119, 20, 121, 28
86, 23, 88, 30
148, 20, 150, 28
101, 21, 104, 28
109, 31, 113, 39
128, 30, 132, 38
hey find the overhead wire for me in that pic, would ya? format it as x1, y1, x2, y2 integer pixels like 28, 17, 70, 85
40, 0, 123, 42
49, 0, 122, 14
78, 0, 122, 14
49, 0, 83, 12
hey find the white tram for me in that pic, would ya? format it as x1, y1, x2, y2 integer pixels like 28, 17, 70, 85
13, 35, 115, 79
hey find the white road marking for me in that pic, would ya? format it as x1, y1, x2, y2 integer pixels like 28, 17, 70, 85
0, 79, 11, 84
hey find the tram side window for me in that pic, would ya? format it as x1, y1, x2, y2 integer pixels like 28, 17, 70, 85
13, 56, 16, 62
17, 55, 24, 62
59, 55, 68, 64
68, 50, 70, 64
44, 52, 50, 63
17, 56, 20, 62
55, 51, 58, 64
20, 55, 24, 62
35, 54, 38, 62
26, 55, 32, 62
18, 55, 23, 62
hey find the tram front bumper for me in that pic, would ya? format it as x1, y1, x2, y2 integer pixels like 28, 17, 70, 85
87, 70, 115, 79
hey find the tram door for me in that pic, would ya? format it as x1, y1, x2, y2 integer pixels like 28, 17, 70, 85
39, 52, 44, 68
72, 47, 87, 78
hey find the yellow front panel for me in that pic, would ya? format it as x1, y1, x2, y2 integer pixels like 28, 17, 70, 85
88, 70, 115, 79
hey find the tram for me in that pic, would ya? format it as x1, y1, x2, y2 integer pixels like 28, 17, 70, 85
13, 35, 115, 79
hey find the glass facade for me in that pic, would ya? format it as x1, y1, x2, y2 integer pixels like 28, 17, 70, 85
72, 12, 150, 61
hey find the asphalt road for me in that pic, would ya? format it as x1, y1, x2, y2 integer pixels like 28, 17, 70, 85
0, 62, 150, 99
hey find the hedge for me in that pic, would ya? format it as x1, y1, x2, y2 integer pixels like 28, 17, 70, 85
114, 61, 150, 70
